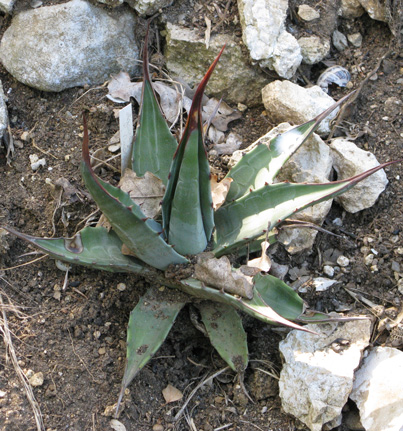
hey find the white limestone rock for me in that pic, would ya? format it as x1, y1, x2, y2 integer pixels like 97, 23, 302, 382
237, 0, 302, 79
329, 138, 388, 213
164, 23, 269, 106
0, 0, 139, 92
125, 0, 173, 16
0, 0, 15, 14
262, 80, 338, 135
276, 132, 333, 254
279, 318, 372, 431
298, 36, 331, 65
350, 347, 403, 431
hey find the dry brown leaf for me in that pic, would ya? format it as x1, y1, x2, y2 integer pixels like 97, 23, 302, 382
119, 169, 165, 219
211, 174, 233, 210
107, 72, 185, 124
194, 252, 254, 299
162, 384, 183, 403
247, 240, 272, 272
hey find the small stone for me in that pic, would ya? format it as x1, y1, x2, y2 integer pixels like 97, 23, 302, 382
337, 256, 350, 267
0, 390, 6, 398
333, 30, 348, 51
347, 32, 363, 47
29, 154, 46, 171
332, 217, 343, 226
391, 261, 400, 272
117, 282, 126, 291
396, 247, 403, 255
237, 103, 248, 112
323, 265, 335, 277
20, 131, 31, 141
152, 424, 164, 431
297, 4, 320, 21
98, 347, 106, 355
28, 371, 44, 387
312, 277, 338, 292
364, 254, 374, 266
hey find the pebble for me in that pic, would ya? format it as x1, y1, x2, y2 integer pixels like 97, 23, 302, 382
364, 254, 374, 266
323, 265, 335, 277
332, 217, 343, 226
152, 425, 164, 431
391, 261, 400, 272
0, 390, 6, 398
347, 32, 363, 47
117, 282, 126, 291
333, 30, 348, 51
337, 255, 350, 267
297, 4, 320, 21
29, 154, 46, 171
28, 371, 44, 387
98, 347, 106, 355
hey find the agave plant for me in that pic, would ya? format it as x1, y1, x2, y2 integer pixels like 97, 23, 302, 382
5, 37, 396, 408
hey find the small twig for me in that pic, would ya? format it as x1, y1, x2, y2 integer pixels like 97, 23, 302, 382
174, 367, 229, 421
0, 294, 45, 431
0, 254, 48, 272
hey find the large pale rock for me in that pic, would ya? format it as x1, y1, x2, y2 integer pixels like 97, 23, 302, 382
350, 347, 403, 431
279, 318, 372, 431
329, 138, 388, 213
262, 80, 338, 135
0, 0, 139, 92
125, 0, 173, 15
340, 0, 365, 18
164, 23, 269, 107
276, 133, 333, 253
0, 0, 15, 13
237, 0, 302, 79
298, 36, 330, 65
358, 0, 387, 21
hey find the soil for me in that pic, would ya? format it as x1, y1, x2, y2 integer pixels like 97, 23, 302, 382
0, 1, 402, 431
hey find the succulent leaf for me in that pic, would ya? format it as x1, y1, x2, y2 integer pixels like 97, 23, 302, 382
4, 226, 147, 274
131, 32, 178, 184
162, 47, 224, 255
197, 301, 248, 373
180, 277, 315, 332
225, 92, 354, 202
118, 287, 187, 408
81, 116, 187, 270
213, 162, 396, 256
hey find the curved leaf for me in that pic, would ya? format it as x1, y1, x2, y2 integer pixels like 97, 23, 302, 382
197, 301, 248, 372
179, 276, 315, 332
81, 116, 187, 270
213, 162, 397, 256
118, 287, 187, 409
5, 226, 147, 274
131, 33, 178, 184
225, 92, 354, 202
162, 47, 224, 255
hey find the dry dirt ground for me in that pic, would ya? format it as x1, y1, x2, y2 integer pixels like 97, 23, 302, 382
0, 1, 402, 430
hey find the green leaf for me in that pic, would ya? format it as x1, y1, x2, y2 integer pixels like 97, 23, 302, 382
131, 34, 178, 184
197, 301, 248, 372
162, 48, 224, 255
213, 162, 396, 256
179, 277, 314, 332
118, 287, 187, 409
4, 226, 147, 274
225, 92, 354, 202
81, 116, 187, 270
